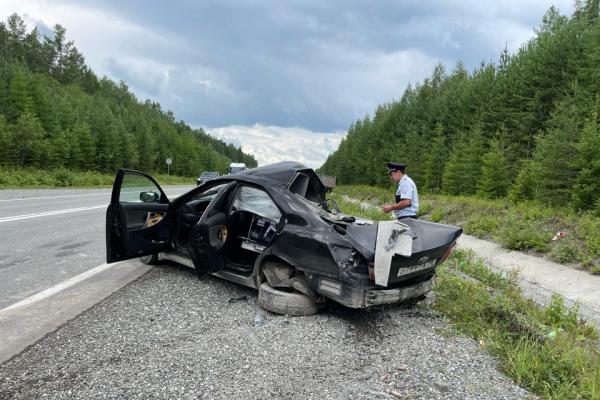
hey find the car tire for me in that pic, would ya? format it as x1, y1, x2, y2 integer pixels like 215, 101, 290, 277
257, 282, 320, 316
140, 254, 159, 265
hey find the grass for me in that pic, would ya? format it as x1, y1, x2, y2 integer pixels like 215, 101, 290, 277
0, 167, 195, 188
331, 192, 600, 399
332, 185, 600, 275
434, 251, 600, 400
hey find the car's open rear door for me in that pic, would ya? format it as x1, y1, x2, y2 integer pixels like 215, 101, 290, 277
106, 169, 173, 263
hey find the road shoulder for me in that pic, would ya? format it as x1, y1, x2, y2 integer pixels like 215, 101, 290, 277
457, 234, 600, 326
0, 260, 151, 364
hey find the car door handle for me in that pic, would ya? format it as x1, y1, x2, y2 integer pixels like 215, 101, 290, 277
151, 240, 167, 245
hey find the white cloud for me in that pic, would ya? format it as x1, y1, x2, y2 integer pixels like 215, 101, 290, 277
0, 0, 576, 133
208, 124, 345, 169
0, 1, 184, 78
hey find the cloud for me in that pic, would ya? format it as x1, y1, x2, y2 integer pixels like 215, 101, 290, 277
208, 125, 345, 168
0, 0, 576, 164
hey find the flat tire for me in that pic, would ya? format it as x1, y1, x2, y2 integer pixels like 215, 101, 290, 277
257, 282, 320, 316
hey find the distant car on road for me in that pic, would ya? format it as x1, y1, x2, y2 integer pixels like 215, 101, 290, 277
196, 171, 220, 186
228, 162, 247, 174
106, 162, 462, 315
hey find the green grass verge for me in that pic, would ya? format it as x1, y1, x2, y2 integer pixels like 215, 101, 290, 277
332, 192, 600, 399
435, 251, 600, 400
332, 185, 600, 275
0, 168, 195, 188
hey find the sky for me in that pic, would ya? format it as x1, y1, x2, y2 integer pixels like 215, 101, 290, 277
0, 0, 574, 167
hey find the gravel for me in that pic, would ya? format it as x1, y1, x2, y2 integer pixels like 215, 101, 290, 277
0, 263, 532, 399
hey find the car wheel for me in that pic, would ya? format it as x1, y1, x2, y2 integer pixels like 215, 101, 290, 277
257, 282, 320, 316
140, 254, 159, 265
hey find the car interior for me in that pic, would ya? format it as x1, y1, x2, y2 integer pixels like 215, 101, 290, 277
176, 183, 282, 276
113, 170, 325, 269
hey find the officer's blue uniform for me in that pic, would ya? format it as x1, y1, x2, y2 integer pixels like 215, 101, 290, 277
386, 161, 419, 220
394, 174, 419, 219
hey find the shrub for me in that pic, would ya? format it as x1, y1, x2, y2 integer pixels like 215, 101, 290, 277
52, 168, 75, 187
463, 215, 502, 237
543, 295, 579, 331
494, 218, 551, 252
549, 239, 581, 264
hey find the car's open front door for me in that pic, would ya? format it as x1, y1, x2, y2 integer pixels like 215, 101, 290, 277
106, 169, 173, 263
188, 182, 237, 274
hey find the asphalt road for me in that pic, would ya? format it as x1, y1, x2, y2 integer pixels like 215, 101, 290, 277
0, 185, 194, 310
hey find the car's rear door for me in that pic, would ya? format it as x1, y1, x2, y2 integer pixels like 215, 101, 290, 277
106, 169, 173, 263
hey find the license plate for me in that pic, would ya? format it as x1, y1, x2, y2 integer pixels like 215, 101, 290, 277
397, 259, 436, 277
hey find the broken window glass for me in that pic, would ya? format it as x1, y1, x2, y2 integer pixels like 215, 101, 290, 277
233, 186, 282, 222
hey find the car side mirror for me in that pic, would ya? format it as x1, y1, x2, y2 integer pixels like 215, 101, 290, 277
140, 191, 160, 203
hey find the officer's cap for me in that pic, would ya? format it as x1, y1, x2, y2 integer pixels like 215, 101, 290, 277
386, 162, 407, 173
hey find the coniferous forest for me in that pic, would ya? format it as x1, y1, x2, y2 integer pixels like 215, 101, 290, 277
0, 14, 257, 177
319, 1, 600, 213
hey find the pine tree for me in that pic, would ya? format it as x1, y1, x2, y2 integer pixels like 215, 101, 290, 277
0, 116, 10, 165
9, 112, 44, 166
135, 129, 156, 172
74, 122, 96, 169
571, 114, 600, 210
477, 139, 510, 198
421, 124, 447, 192
519, 86, 592, 203
48, 130, 70, 167
7, 67, 33, 121
65, 127, 81, 168
30, 75, 58, 134
442, 126, 485, 195
509, 159, 539, 202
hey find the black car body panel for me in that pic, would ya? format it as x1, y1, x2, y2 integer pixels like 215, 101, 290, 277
106, 162, 463, 308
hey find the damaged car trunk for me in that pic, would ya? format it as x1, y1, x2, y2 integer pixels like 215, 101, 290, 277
106, 162, 462, 315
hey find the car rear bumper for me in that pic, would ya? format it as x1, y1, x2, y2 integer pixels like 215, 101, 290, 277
312, 273, 434, 308
364, 278, 433, 306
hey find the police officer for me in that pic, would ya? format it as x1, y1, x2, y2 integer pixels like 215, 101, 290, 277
382, 162, 419, 220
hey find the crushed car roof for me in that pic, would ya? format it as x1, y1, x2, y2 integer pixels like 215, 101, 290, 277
237, 161, 320, 187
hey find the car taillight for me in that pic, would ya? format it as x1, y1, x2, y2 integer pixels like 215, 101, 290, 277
438, 242, 456, 264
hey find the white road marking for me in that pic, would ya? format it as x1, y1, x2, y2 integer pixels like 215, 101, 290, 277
0, 187, 193, 202
0, 262, 114, 314
0, 192, 111, 202
0, 190, 191, 223
0, 205, 106, 223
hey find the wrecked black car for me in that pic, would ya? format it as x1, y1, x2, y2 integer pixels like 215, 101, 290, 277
106, 162, 462, 315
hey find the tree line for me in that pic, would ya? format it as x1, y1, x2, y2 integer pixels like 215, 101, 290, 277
0, 14, 257, 176
319, 1, 600, 213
